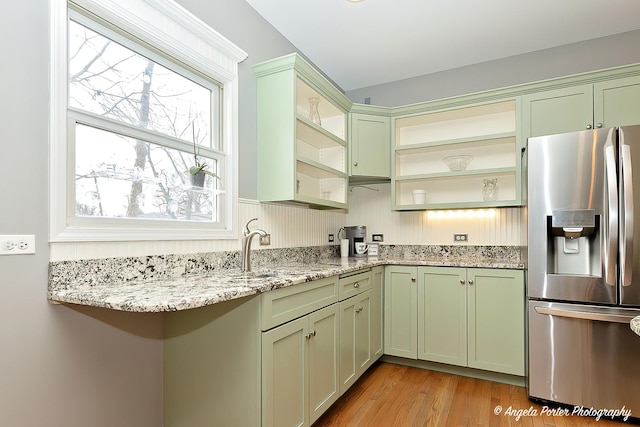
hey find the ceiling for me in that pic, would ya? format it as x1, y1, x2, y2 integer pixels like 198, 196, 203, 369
245, 0, 640, 92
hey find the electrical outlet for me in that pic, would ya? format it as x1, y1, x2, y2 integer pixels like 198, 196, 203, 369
328, 234, 334, 243
0, 235, 36, 255
372, 234, 384, 242
259, 234, 271, 246
454, 233, 468, 243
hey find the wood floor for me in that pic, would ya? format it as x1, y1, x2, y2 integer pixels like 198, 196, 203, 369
314, 362, 630, 427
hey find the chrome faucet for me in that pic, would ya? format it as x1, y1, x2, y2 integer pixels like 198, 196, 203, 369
242, 218, 268, 272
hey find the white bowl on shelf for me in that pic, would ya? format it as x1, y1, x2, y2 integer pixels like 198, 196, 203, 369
443, 155, 473, 172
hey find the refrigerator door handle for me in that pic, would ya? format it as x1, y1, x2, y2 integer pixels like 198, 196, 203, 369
604, 144, 619, 286
620, 138, 634, 287
534, 306, 635, 324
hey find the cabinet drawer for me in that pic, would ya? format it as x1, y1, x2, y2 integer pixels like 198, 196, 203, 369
261, 276, 338, 331
338, 270, 371, 300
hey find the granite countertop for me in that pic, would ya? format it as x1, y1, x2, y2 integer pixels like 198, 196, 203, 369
48, 253, 524, 313
632, 316, 640, 336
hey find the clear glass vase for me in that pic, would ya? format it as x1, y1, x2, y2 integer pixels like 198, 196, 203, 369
308, 97, 321, 126
482, 178, 498, 201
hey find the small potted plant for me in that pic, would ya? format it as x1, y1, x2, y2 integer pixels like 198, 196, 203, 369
188, 141, 221, 188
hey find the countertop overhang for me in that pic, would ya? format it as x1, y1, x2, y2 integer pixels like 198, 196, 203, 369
48, 256, 524, 313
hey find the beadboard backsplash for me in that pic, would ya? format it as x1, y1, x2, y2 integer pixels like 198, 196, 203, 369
49, 199, 346, 261
50, 185, 523, 261
346, 183, 522, 246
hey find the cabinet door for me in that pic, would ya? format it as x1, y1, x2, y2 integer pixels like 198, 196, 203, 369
339, 292, 371, 395
262, 316, 308, 427
349, 113, 390, 178
355, 292, 372, 377
384, 266, 417, 358
594, 75, 640, 128
522, 84, 593, 139
370, 266, 384, 361
308, 304, 339, 424
417, 267, 467, 366
467, 268, 525, 376
339, 296, 357, 394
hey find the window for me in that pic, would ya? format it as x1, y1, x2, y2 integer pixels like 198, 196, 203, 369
50, 0, 247, 241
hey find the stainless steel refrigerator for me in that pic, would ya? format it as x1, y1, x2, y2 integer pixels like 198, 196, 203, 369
526, 125, 640, 415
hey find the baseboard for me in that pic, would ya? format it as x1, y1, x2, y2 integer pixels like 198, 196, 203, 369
380, 355, 526, 387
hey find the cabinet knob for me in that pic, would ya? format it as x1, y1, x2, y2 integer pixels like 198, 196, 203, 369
586, 124, 593, 129
596, 123, 603, 128
354, 282, 360, 288
411, 277, 416, 282
468, 279, 474, 285
354, 161, 358, 166
460, 279, 465, 285
356, 307, 363, 314
305, 332, 312, 340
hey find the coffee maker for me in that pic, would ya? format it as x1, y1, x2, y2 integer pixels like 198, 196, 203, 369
344, 225, 367, 257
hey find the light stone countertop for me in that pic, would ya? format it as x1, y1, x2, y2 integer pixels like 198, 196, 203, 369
631, 316, 640, 336
48, 254, 524, 313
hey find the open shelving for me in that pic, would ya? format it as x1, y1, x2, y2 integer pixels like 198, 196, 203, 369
254, 53, 352, 209
392, 99, 521, 210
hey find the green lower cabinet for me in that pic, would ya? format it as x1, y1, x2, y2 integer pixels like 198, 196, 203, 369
262, 303, 339, 427
385, 266, 525, 377
339, 290, 372, 395
384, 266, 418, 358
467, 268, 525, 376
370, 266, 384, 360
417, 267, 467, 367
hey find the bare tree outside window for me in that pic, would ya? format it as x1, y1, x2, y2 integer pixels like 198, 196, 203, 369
68, 19, 221, 222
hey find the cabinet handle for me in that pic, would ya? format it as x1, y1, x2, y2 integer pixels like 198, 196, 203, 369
411, 277, 416, 282
460, 279, 465, 285
354, 161, 358, 166
356, 307, 363, 314
312, 330, 316, 337
468, 279, 474, 285
586, 124, 593, 129
596, 123, 603, 128
353, 282, 360, 288
305, 332, 312, 340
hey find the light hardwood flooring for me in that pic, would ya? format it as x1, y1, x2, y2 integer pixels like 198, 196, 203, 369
314, 362, 630, 426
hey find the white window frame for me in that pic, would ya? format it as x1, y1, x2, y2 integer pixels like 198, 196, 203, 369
50, 0, 247, 242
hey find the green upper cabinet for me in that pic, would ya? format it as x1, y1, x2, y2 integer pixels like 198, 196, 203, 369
522, 74, 640, 141
348, 105, 392, 181
254, 54, 352, 209
391, 98, 522, 210
594, 75, 640, 128
522, 84, 594, 138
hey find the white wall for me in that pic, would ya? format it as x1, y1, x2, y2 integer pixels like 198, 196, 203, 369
347, 29, 640, 107
0, 1, 302, 426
